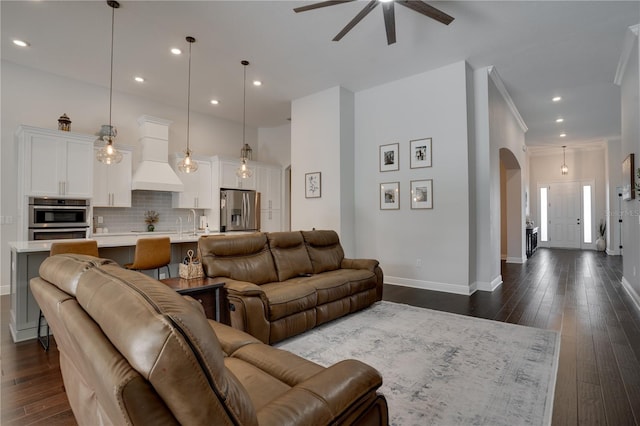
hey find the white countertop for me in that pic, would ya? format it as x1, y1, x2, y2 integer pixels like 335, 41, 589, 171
8, 232, 221, 253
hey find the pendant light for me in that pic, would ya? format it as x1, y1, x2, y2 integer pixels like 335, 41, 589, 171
177, 36, 199, 173
236, 60, 253, 179
561, 145, 568, 175
96, 0, 123, 165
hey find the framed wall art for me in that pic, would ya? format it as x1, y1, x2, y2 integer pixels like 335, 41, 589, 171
380, 182, 400, 210
379, 143, 399, 172
305, 172, 321, 198
410, 179, 433, 209
410, 137, 432, 168
622, 153, 635, 200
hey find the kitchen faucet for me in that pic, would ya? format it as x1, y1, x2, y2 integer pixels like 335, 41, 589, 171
176, 217, 183, 238
188, 209, 197, 236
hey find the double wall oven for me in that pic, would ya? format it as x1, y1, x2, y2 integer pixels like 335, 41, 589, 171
28, 197, 90, 240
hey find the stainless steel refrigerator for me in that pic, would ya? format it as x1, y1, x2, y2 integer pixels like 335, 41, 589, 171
220, 189, 260, 232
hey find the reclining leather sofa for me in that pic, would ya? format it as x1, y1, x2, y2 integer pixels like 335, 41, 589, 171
31, 254, 389, 425
199, 230, 383, 344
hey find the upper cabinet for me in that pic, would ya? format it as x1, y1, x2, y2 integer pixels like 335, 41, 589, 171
93, 145, 132, 207
257, 164, 282, 211
18, 126, 94, 198
218, 158, 256, 190
170, 153, 213, 209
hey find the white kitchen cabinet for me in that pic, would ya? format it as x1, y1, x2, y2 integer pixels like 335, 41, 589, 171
18, 126, 94, 197
93, 146, 132, 207
170, 154, 213, 209
260, 208, 282, 232
220, 159, 256, 190
257, 164, 282, 232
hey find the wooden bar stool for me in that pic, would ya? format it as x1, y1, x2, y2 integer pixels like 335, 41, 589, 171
124, 237, 171, 279
41, 240, 100, 350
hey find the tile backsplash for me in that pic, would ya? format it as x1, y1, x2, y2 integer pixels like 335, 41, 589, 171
93, 191, 205, 233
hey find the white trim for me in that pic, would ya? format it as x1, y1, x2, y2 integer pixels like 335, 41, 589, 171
614, 24, 640, 86
475, 274, 504, 292
386, 276, 475, 296
506, 256, 526, 264
487, 66, 528, 133
605, 248, 621, 256
621, 276, 640, 314
0, 284, 9, 296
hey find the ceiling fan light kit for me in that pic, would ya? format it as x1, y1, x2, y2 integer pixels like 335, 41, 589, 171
294, 0, 454, 45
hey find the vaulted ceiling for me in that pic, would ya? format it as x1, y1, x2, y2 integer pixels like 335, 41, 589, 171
2, 1, 638, 150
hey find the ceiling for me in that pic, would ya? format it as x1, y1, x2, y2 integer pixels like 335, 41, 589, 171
2, 1, 638, 150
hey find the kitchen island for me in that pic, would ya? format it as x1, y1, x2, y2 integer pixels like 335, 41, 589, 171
8, 232, 227, 343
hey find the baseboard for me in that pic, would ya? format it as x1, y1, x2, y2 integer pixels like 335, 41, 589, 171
1, 284, 9, 296
621, 276, 640, 314
386, 276, 475, 296
506, 256, 526, 264
606, 248, 621, 256
475, 274, 503, 292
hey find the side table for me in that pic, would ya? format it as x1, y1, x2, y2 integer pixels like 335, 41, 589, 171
526, 227, 539, 257
160, 277, 230, 325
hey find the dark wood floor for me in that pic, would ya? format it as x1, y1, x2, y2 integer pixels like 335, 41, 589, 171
2, 248, 640, 425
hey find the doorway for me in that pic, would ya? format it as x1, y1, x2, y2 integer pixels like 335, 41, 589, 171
539, 181, 594, 249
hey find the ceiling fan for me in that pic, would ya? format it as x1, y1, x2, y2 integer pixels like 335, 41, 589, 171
294, 0, 454, 45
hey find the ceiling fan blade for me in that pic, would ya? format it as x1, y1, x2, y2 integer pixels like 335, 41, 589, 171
382, 1, 396, 45
294, 0, 355, 13
396, 1, 454, 25
333, 0, 378, 41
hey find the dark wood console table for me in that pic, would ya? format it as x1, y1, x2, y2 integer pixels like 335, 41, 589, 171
526, 227, 539, 257
160, 277, 230, 325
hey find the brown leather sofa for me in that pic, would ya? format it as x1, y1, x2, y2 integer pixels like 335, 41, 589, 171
199, 230, 383, 344
31, 254, 389, 425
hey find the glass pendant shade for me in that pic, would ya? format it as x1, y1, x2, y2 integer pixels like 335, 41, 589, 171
561, 145, 568, 175
96, 135, 123, 165
178, 148, 199, 173
96, 0, 122, 165
240, 143, 253, 161
236, 158, 253, 178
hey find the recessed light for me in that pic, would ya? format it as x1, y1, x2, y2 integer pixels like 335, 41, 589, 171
552, 96, 562, 102
171, 48, 181, 55
556, 118, 564, 123
253, 80, 262, 86
560, 133, 567, 138
134, 76, 145, 83
12, 39, 30, 47
210, 99, 220, 105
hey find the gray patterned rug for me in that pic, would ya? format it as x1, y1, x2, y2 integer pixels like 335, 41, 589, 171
275, 301, 560, 426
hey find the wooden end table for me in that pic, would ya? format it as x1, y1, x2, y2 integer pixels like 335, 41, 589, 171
160, 277, 230, 325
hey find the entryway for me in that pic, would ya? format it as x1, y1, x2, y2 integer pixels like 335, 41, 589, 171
539, 181, 594, 249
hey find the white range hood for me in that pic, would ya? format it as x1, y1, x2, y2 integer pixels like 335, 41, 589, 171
131, 115, 184, 192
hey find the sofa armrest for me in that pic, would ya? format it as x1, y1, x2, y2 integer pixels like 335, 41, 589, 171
224, 279, 265, 297
256, 359, 384, 425
341, 258, 379, 272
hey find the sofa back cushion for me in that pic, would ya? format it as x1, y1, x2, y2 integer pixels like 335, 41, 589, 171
267, 231, 313, 281
199, 233, 278, 285
301, 230, 345, 273
37, 255, 258, 426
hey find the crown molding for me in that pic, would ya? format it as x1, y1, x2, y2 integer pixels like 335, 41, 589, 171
614, 24, 639, 86
487, 66, 528, 133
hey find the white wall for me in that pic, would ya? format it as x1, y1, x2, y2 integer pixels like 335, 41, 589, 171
0, 61, 257, 293
354, 61, 472, 294
257, 123, 291, 167
618, 25, 640, 303
606, 139, 622, 255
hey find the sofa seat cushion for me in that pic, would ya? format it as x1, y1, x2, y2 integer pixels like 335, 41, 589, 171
260, 281, 317, 321
287, 274, 350, 305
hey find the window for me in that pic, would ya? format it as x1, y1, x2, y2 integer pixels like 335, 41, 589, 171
540, 187, 548, 242
583, 185, 592, 244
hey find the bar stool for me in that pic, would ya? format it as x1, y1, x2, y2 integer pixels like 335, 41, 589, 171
41, 240, 100, 350
124, 237, 171, 279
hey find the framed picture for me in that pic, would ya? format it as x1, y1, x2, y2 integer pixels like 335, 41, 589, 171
305, 172, 321, 198
622, 154, 635, 200
410, 179, 433, 209
380, 182, 400, 210
410, 138, 432, 168
379, 143, 399, 172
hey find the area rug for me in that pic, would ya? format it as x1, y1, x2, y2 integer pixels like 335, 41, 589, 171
275, 301, 560, 426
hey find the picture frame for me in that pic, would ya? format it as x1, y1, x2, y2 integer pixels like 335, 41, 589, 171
622, 154, 635, 200
305, 172, 321, 198
410, 179, 433, 209
379, 143, 399, 172
410, 138, 432, 169
380, 182, 400, 210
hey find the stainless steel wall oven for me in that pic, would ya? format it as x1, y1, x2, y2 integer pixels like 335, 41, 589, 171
28, 197, 90, 240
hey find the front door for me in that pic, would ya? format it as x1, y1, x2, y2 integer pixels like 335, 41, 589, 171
548, 182, 581, 248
